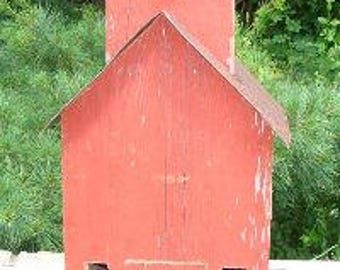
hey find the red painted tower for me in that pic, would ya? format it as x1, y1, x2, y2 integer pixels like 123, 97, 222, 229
51, 2, 290, 270
105, 0, 235, 72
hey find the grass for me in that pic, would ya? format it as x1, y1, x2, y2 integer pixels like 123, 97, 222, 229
0, 2, 339, 258
0, 3, 104, 253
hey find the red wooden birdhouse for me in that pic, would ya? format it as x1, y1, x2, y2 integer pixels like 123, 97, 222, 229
51, 1, 290, 270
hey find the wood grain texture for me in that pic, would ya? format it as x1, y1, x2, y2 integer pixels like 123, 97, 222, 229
105, 0, 234, 67
62, 15, 273, 270
2, 252, 340, 270
50, 13, 290, 145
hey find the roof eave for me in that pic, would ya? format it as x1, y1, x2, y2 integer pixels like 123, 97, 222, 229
46, 11, 291, 146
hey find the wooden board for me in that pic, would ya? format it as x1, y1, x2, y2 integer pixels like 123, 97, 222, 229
105, 0, 235, 68
62, 15, 273, 270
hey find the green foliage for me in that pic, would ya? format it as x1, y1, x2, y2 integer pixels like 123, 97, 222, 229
237, 25, 340, 259
0, 2, 104, 253
0, 0, 103, 22
318, 8, 340, 47
238, 0, 340, 39
237, 0, 339, 81
259, 36, 340, 84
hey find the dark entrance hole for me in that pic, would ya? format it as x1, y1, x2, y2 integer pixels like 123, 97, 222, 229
223, 268, 246, 270
87, 263, 110, 270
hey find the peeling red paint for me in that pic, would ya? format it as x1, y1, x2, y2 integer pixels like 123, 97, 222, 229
55, 4, 290, 270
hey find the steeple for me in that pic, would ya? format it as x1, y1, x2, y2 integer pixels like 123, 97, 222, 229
105, 0, 235, 73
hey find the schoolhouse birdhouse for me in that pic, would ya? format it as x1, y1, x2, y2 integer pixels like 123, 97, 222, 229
51, 1, 290, 270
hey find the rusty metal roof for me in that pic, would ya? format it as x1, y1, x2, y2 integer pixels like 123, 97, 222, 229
48, 12, 291, 146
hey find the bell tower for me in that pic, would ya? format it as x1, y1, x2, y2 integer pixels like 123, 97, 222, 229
105, 0, 235, 72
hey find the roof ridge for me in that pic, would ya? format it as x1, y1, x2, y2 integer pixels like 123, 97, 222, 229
47, 11, 291, 146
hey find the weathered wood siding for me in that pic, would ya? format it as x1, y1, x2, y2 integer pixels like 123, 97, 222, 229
105, 0, 235, 68
62, 16, 272, 270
